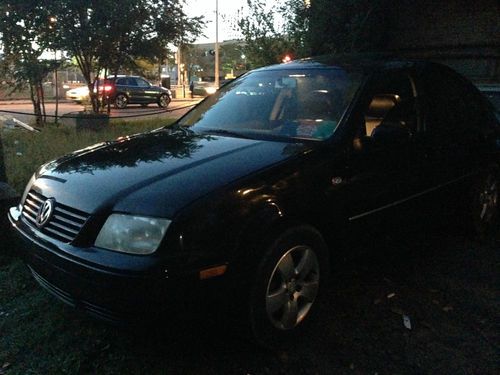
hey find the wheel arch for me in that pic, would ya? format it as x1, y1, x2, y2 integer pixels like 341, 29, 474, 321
228, 201, 331, 281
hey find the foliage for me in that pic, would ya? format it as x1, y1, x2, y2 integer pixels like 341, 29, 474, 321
220, 43, 248, 76
47, 0, 203, 113
237, 0, 295, 68
236, 0, 391, 66
0, 0, 61, 125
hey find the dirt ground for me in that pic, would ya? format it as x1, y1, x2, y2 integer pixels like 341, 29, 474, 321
144, 229, 499, 375
1, 222, 498, 374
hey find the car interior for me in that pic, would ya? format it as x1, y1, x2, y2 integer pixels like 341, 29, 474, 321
361, 73, 419, 141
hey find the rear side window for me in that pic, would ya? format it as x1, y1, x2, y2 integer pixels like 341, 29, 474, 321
421, 66, 492, 138
136, 78, 150, 87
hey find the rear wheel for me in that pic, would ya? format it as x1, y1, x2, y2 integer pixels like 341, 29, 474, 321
247, 226, 329, 348
158, 94, 171, 108
471, 168, 499, 239
114, 94, 128, 109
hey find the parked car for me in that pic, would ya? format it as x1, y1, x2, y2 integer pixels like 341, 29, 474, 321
65, 86, 89, 103
97, 75, 171, 109
192, 80, 218, 96
8, 57, 500, 347
477, 84, 500, 120
192, 79, 232, 97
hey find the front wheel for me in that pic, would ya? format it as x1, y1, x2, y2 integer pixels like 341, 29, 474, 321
114, 94, 128, 109
158, 94, 171, 108
248, 226, 329, 347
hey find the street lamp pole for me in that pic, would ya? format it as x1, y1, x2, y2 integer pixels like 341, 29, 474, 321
54, 50, 58, 124
49, 15, 58, 124
215, 0, 219, 88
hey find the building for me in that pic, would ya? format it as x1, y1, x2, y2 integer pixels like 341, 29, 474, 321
385, 0, 499, 82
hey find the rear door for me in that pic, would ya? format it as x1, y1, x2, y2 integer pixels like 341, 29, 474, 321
122, 77, 142, 103
417, 66, 494, 189
135, 77, 157, 103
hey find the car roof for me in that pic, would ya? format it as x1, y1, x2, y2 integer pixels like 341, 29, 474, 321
106, 75, 143, 79
476, 84, 500, 92
252, 54, 438, 75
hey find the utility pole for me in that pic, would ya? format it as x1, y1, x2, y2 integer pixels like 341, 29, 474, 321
215, 0, 220, 88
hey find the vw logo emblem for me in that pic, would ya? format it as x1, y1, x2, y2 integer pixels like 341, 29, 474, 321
36, 198, 55, 228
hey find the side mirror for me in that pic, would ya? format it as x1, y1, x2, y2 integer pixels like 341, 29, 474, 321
371, 121, 411, 144
353, 135, 374, 153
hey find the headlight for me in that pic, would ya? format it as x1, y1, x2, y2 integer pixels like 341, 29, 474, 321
95, 214, 171, 255
205, 87, 217, 95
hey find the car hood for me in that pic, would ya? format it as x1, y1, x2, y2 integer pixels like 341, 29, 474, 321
32, 128, 305, 218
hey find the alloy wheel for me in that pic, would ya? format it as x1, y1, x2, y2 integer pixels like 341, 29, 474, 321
115, 94, 128, 109
478, 174, 498, 224
265, 245, 320, 330
158, 94, 170, 108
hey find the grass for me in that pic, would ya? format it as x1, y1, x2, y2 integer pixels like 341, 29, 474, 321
1, 117, 174, 194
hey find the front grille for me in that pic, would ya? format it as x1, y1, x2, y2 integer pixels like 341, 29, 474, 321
22, 190, 90, 243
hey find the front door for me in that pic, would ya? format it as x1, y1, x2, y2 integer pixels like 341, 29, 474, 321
328, 69, 422, 244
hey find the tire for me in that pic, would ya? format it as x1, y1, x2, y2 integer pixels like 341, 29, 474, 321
470, 168, 499, 239
114, 94, 128, 109
158, 93, 171, 108
247, 225, 329, 348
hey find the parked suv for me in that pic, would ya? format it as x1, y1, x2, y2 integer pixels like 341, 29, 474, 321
98, 75, 171, 109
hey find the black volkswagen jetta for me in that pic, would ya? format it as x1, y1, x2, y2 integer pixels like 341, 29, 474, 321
8, 57, 500, 346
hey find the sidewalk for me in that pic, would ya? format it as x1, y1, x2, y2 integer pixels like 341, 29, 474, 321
0, 97, 200, 105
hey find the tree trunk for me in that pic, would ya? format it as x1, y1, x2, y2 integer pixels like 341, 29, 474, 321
30, 84, 43, 126
38, 83, 46, 124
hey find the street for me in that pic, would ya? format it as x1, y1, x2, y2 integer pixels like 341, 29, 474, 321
0, 99, 201, 125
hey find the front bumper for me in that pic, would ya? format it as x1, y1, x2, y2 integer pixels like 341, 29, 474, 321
8, 206, 199, 323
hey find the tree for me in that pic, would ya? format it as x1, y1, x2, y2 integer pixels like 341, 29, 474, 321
220, 43, 248, 77
48, 0, 203, 113
236, 0, 390, 66
237, 0, 295, 68
0, 0, 60, 125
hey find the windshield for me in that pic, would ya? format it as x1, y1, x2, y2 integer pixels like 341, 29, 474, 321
180, 68, 362, 141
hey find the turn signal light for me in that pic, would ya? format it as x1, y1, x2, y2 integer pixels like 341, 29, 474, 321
199, 264, 227, 280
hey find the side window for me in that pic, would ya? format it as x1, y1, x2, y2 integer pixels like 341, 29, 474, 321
127, 78, 138, 86
136, 78, 150, 87
422, 66, 490, 140
363, 71, 418, 138
116, 78, 127, 85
